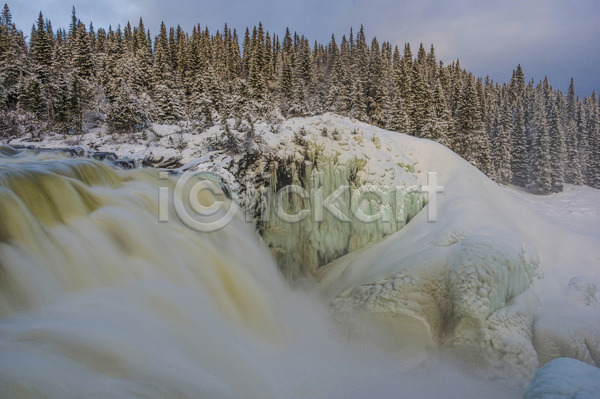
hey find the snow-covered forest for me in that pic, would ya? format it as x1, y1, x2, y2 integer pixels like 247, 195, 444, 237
0, 4, 599, 194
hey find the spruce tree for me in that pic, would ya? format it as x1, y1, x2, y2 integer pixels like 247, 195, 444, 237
493, 99, 513, 183
531, 91, 553, 193
28, 12, 53, 120
511, 99, 529, 186
548, 97, 566, 191
3, 10, 597, 192
564, 78, 584, 184
107, 83, 147, 133
366, 37, 388, 127
72, 21, 94, 78
409, 63, 431, 136
421, 77, 451, 146
0, 4, 26, 110
509, 64, 525, 105
585, 92, 600, 188
455, 74, 493, 175
152, 22, 184, 122
248, 23, 267, 102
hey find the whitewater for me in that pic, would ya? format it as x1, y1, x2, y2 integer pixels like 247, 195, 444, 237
1, 115, 599, 398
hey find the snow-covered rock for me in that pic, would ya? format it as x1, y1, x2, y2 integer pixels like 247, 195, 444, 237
524, 358, 600, 399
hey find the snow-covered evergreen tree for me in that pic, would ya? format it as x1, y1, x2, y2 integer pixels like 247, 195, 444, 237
366, 38, 388, 127
548, 97, 566, 192
2, 12, 598, 193
420, 77, 451, 146
0, 4, 27, 111
564, 78, 584, 184
152, 22, 184, 122
107, 83, 148, 133
511, 99, 528, 186
409, 64, 431, 136
493, 98, 512, 183
585, 92, 600, 188
531, 91, 553, 193
455, 73, 493, 176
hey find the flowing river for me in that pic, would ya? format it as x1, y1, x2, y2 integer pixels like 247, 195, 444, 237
0, 148, 517, 398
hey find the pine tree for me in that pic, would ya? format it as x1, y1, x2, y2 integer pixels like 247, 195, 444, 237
585, 92, 600, 188
66, 74, 84, 134
448, 60, 462, 116
390, 101, 411, 134
564, 78, 584, 184
72, 21, 94, 78
366, 37, 388, 126
576, 101, 589, 181
409, 63, 431, 136
421, 77, 451, 146
493, 99, 513, 183
348, 25, 368, 121
46, 30, 70, 127
248, 23, 267, 102
455, 74, 493, 175
327, 35, 350, 114
548, 97, 566, 192
28, 12, 53, 120
511, 99, 529, 186
152, 22, 184, 122
107, 83, 147, 133
0, 4, 26, 110
289, 36, 311, 115
509, 64, 525, 105
531, 91, 552, 193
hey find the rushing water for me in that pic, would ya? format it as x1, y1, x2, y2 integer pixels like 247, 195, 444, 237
0, 148, 517, 398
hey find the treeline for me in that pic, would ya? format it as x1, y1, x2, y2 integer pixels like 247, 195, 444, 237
0, 4, 598, 192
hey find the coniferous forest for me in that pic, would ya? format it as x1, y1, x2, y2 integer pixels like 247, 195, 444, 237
1, 4, 599, 194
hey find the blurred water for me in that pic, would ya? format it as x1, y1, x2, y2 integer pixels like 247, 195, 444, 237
0, 148, 518, 398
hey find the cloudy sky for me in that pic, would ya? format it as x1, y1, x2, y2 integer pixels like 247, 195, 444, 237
10, 0, 600, 96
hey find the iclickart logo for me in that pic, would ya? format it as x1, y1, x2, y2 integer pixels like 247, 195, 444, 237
159, 170, 443, 232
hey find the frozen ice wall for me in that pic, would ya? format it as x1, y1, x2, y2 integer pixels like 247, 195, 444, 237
196, 115, 426, 279
258, 146, 423, 279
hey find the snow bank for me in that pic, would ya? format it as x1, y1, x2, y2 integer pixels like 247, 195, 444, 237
312, 116, 600, 386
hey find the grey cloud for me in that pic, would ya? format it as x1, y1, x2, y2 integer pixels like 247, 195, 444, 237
11, 0, 599, 94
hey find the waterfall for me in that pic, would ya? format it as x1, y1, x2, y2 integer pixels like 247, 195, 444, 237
0, 148, 517, 399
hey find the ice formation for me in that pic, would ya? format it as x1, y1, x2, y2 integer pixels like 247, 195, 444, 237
524, 358, 600, 399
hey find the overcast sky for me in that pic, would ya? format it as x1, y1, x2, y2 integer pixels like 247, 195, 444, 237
10, 0, 600, 96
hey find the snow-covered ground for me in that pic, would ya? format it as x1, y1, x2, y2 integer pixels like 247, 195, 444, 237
503, 184, 600, 239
